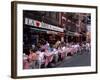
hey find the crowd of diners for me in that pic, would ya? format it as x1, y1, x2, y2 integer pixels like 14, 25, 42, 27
23, 40, 91, 69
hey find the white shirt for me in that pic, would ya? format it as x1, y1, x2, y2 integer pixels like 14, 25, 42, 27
36, 51, 45, 61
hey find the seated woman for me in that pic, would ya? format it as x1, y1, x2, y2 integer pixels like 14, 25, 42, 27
44, 49, 54, 68
36, 49, 45, 68
28, 48, 38, 69
23, 48, 31, 69
57, 44, 65, 61
23, 53, 30, 69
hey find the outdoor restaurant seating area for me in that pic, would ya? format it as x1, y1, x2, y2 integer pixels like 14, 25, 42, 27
23, 41, 91, 69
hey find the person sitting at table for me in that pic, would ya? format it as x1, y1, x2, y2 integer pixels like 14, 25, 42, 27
57, 44, 64, 61
36, 49, 45, 68
23, 53, 30, 69
54, 40, 61, 49
85, 42, 91, 52
28, 48, 38, 69
52, 46, 59, 63
43, 49, 54, 68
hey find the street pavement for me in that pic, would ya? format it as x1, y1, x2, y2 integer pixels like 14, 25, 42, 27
55, 50, 91, 68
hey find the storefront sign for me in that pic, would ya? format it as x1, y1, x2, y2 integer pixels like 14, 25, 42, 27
25, 17, 64, 32
34, 20, 41, 27
25, 18, 34, 26
47, 31, 58, 34
50, 25, 64, 32
41, 23, 64, 32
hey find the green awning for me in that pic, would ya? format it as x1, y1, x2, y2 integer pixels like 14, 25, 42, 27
66, 31, 75, 36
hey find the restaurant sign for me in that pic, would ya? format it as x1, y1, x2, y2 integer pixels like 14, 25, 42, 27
25, 18, 64, 32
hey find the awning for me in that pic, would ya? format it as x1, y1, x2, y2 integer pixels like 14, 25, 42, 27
30, 27, 59, 35
66, 31, 81, 36
30, 27, 47, 33
47, 31, 58, 34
